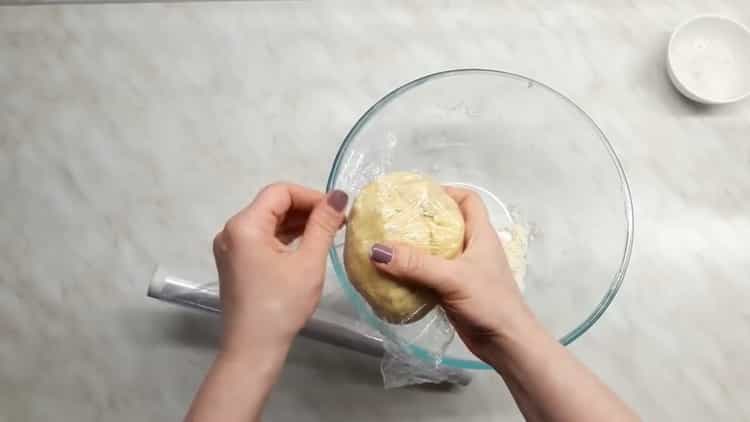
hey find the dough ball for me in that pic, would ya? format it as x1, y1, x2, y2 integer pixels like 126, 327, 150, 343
343, 171, 465, 324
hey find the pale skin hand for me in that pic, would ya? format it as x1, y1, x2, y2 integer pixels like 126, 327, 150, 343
187, 183, 637, 422
185, 183, 347, 422
370, 187, 640, 422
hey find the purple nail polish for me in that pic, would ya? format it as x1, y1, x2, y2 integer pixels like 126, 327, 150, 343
327, 190, 348, 212
370, 244, 393, 264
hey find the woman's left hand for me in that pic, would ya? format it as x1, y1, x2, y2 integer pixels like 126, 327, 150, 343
187, 183, 348, 422
213, 183, 348, 356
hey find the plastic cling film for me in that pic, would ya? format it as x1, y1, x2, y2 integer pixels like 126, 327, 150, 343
343, 171, 465, 325
380, 307, 459, 389
497, 223, 530, 292
340, 170, 465, 387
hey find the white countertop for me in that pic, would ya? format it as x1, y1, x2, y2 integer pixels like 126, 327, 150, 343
1, 1, 749, 420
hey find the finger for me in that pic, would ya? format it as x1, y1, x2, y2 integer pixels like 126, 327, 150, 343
370, 242, 458, 295
247, 183, 324, 221
299, 190, 348, 258
443, 186, 494, 243
276, 227, 304, 245
213, 230, 228, 259
277, 209, 346, 245
275, 209, 313, 244
443, 186, 491, 225
232, 183, 325, 238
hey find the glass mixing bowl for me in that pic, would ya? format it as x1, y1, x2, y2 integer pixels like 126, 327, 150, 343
326, 69, 634, 370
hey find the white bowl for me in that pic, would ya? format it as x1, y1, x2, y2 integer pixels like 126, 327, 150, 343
667, 15, 750, 104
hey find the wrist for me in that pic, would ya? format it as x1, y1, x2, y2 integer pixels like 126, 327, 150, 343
484, 307, 549, 371
217, 339, 291, 377
220, 316, 298, 357
191, 340, 289, 422
219, 326, 294, 367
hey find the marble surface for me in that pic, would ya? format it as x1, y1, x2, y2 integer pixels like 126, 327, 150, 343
1, 1, 750, 420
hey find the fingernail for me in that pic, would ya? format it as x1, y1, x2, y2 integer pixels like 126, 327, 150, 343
327, 190, 348, 212
370, 243, 393, 264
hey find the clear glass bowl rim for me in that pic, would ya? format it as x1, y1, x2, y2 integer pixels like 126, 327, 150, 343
326, 68, 635, 370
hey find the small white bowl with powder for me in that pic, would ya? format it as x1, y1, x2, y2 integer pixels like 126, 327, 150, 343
668, 15, 750, 104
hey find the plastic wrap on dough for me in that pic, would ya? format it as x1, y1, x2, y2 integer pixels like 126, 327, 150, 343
344, 171, 465, 324
341, 162, 528, 388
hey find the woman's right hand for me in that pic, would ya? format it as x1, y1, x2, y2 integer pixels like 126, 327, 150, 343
369, 187, 533, 361
372, 187, 640, 422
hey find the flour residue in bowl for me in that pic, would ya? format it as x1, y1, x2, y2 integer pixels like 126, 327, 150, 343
498, 223, 530, 292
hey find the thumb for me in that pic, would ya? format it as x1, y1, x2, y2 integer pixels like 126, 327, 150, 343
370, 243, 458, 295
299, 190, 348, 259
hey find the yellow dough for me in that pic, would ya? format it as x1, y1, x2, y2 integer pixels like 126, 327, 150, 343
344, 172, 465, 324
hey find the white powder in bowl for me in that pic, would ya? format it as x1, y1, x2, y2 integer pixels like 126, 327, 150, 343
498, 223, 530, 292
